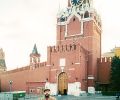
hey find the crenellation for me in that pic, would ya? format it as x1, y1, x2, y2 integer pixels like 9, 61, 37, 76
97, 57, 112, 63
52, 46, 54, 52
56, 45, 60, 52
5, 62, 46, 74
102, 57, 105, 62
97, 58, 100, 63
50, 44, 77, 53
106, 57, 112, 62
66, 45, 70, 51
59, 45, 62, 52
61, 45, 64, 52
49, 46, 52, 53
65, 45, 67, 51
62, 45, 65, 52
5, 66, 29, 74
53, 46, 57, 52
69, 44, 72, 51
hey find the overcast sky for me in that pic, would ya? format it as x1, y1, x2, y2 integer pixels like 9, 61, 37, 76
0, 0, 120, 70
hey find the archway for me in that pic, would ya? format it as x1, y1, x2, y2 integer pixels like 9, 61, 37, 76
58, 72, 68, 95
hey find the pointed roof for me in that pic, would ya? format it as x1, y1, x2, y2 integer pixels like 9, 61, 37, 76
32, 44, 39, 54
0, 59, 6, 68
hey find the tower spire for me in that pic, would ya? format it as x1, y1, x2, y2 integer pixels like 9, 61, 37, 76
30, 44, 40, 69
32, 44, 38, 54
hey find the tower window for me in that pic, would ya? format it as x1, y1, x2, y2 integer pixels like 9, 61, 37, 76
84, 11, 89, 18
73, 18, 75, 21
60, 17, 65, 22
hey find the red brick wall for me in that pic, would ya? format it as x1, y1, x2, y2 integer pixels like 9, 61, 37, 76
97, 58, 111, 84
47, 44, 87, 90
0, 66, 49, 92
56, 16, 101, 86
67, 16, 81, 36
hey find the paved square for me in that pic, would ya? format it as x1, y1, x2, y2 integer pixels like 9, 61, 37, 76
23, 94, 117, 100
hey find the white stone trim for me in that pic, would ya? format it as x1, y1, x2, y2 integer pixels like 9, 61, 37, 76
64, 13, 82, 37
75, 62, 80, 65
57, 22, 66, 25
67, 13, 81, 24
59, 58, 66, 66
81, 21, 83, 35
88, 76, 94, 79
64, 35, 100, 41
82, 18, 92, 22
65, 24, 68, 36
65, 33, 82, 38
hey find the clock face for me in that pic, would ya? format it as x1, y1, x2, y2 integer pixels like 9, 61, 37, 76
71, 0, 83, 6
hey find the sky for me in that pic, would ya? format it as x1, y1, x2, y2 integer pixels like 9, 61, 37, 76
0, 0, 120, 70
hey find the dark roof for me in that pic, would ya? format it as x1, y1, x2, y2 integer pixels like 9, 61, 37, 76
0, 59, 6, 68
32, 44, 39, 54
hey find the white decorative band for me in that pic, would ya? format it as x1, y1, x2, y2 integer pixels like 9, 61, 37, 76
88, 76, 94, 79
75, 63, 80, 65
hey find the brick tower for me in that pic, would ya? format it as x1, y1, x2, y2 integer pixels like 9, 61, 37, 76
47, 0, 102, 94
30, 44, 40, 69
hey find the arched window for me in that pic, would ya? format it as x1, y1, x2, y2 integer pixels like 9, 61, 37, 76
73, 17, 75, 22
84, 11, 89, 18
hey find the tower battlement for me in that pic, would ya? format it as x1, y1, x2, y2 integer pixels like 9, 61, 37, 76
3, 66, 30, 74
49, 44, 77, 53
97, 57, 112, 63
3, 62, 47, 74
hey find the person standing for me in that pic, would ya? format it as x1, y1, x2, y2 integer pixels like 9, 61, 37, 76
40, 89, 56, 100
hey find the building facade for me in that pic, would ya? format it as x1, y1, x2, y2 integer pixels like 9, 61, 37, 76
102, 47, 120, 57
0, 0, 109, 95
